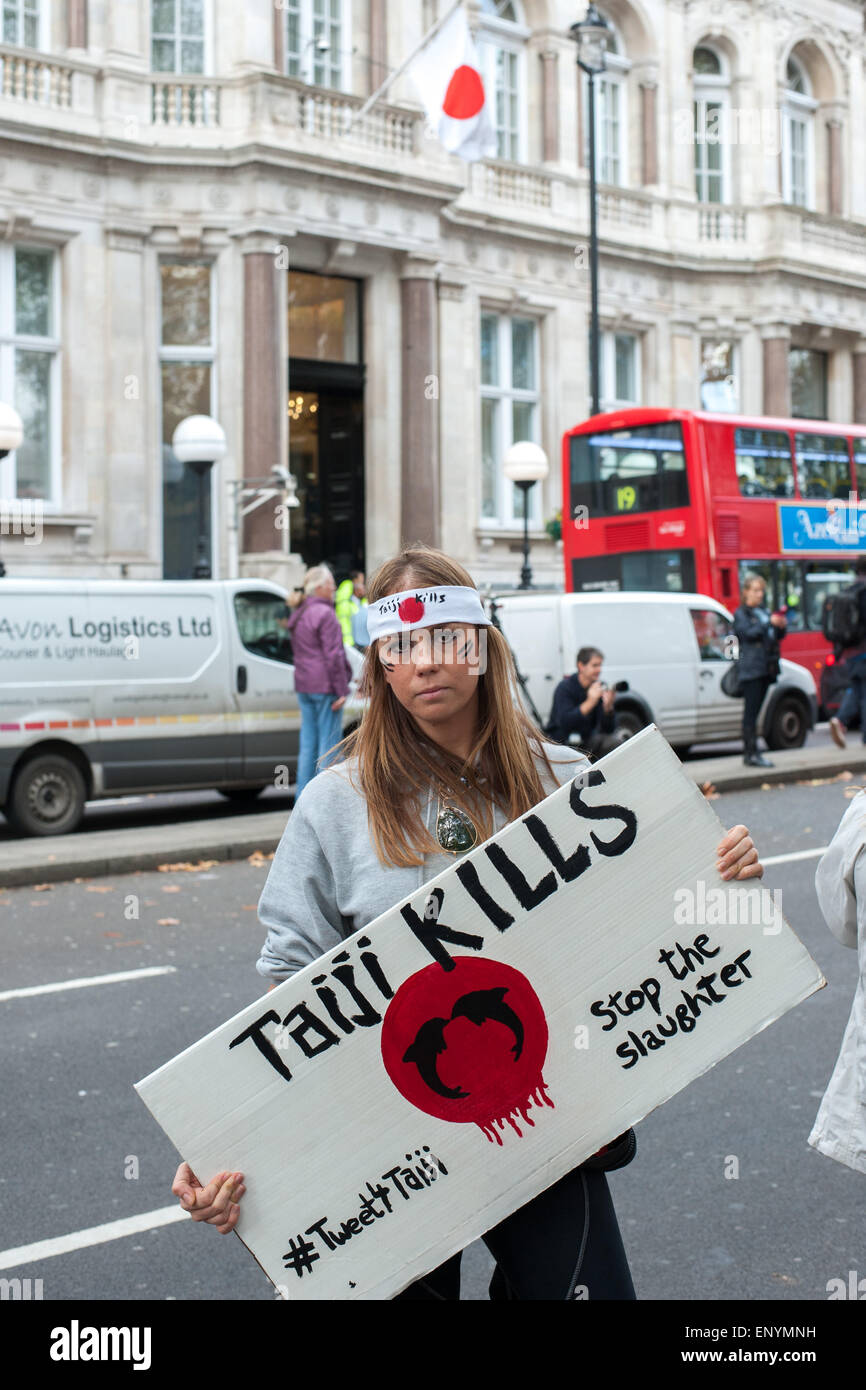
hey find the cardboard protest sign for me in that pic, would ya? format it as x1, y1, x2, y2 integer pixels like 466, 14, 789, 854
136, 726, 824, 1300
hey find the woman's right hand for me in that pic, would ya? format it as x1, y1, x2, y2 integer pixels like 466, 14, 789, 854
171, 1162, 245, 1234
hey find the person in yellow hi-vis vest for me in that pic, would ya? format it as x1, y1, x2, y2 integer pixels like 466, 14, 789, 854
335, 571, 367, 646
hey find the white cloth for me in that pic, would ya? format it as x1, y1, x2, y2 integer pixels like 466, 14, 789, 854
366, 585, 491, 641
808, 790, 866, 1175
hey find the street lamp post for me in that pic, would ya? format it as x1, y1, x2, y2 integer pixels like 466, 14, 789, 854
0, 402, 24, 579
172, 415, 227, 580
570, 4, 611, 418
503, 441, 550, 590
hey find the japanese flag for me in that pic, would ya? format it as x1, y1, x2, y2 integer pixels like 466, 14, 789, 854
407, 5, 497, 162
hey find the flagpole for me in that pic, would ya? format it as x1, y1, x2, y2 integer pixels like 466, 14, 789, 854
345, 0, 465, 130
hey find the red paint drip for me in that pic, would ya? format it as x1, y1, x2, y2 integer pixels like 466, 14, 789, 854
476, 1080, 555, 1145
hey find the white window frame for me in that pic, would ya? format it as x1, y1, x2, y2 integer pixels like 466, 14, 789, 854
597, 330, 641, 414
693, 45, 731, 205
150, 0, 213, 77
477, 2, 530, 164
158, 258, 220, 576
283, 0, 351, 92
782, 57, 817, 209
480, 311, 543, 529
2, 0, 49, 51
0, 243, 61, 507
582, 25, 630, 187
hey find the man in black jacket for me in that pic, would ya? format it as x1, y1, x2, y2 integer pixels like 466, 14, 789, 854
829, 556, 866, 747
547, 646, 619, 756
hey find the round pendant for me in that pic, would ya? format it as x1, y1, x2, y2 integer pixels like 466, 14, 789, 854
436, 805, 478, 854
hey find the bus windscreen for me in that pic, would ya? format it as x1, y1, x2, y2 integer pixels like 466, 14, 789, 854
570, 421, 688, 518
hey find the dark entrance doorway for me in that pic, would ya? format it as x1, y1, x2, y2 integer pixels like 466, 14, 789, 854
288, 363, 365, 577
287, 270, 365, 580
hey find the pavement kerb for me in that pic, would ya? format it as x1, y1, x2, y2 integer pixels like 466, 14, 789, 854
1, 746, 864, 889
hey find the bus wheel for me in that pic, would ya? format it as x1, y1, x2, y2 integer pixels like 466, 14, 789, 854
765, 697, 809, 751
8, 753, 87, 837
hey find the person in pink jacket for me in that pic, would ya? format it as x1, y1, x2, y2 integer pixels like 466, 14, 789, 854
287, 565, 351, 797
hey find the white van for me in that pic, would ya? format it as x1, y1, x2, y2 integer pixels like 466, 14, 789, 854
486, 590, 817, 754
0, 578, 364, 836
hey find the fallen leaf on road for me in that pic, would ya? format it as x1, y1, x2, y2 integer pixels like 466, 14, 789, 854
157, 860, 218, 873
761, 782, 772, 791
32, 883, 53, 891
836, 770, 854, 781
104, 932, 123, 939
86, 884, 114, 893
242, 905, 257, 911
247, 850, 275, 865
161, 885, 181, 893
158, 918, 180, 926
699, 782, 718, 800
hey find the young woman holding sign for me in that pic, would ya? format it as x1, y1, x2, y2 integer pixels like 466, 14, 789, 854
171, 546, 764, 1300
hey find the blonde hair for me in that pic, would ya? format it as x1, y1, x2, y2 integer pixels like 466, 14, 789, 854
741, 572, 767, 602
339, 546, 558, 868
303, 564, 333, 596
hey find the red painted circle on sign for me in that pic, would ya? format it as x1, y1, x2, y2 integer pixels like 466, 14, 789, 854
381, 955, 553, 1145
442, 65, 485, 120
398, 596, 425, 623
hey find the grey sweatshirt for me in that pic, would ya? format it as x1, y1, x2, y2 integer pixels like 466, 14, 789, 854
256, 741, 589, 983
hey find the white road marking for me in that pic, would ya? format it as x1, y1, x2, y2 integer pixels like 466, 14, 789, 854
761, 847, 828, 867
0, 965, 177, 1003
0, 1206, 188, 1271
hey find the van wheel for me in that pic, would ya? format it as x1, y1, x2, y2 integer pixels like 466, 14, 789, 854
8, 754, 87, 837
218, 787, 267, 803
615, 708, 648, 740
765, 697, 809, 750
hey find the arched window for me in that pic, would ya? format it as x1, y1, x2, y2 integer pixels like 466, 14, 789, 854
478, 0, 529, 163
583, 19, 629, 186
151, 0, 208, 74
2, 0, 45, 50
782, 55, 816, 208
693, 44, 730, 204
283, 0, 350, 89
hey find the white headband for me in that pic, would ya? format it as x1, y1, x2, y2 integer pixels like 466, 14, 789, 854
366, 585, 491, 641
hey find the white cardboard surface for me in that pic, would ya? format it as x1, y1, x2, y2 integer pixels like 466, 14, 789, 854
136, 727, 824, 1300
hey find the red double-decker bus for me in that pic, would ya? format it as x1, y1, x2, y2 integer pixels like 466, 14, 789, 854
562, 407, 866, 699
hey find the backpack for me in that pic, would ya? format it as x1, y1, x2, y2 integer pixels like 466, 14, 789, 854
822, 583, 866, 648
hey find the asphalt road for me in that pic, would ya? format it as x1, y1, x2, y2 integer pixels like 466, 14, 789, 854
0, 722, 844, 844
0, 776, 862, 1303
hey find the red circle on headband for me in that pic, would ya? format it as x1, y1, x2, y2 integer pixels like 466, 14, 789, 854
398, 596, 425, 623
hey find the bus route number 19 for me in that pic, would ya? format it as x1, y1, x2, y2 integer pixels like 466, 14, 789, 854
616, 485, 637, 512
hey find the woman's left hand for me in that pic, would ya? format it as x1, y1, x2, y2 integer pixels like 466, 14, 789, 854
716, 825, 763, 881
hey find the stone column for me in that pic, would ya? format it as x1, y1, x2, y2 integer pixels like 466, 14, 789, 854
243, 238, 282, 555
827, 120, 843, 216
105, 228, 151, 558
541, 47, 559, 164
670, 322, 697, 409
370, 0, 388, 94
853, 342, 866, 425
67, 0, 87, 50
273, 2, 284, 72
761, 326, 791, 418
640, 81, 658, 186
400, 259, 440, 548
437, 277, 474, 562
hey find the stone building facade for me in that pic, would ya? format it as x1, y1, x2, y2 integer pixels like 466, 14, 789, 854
1, 0, 865, 587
